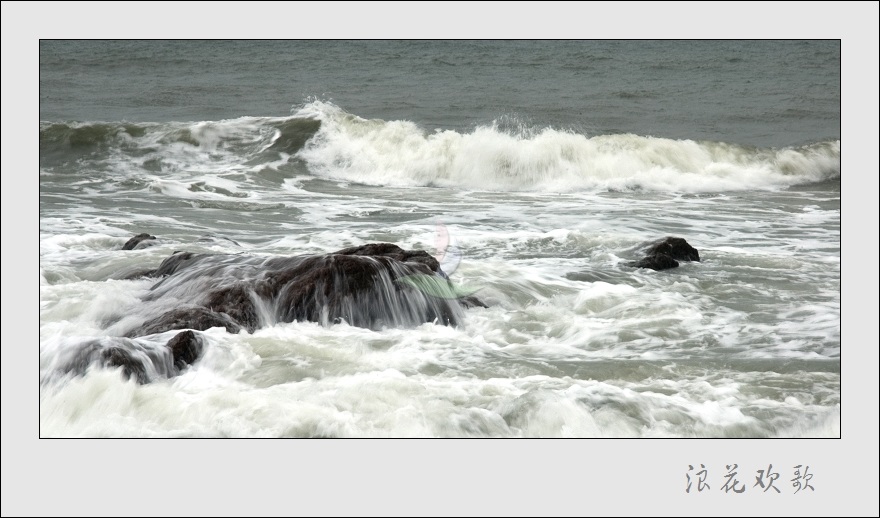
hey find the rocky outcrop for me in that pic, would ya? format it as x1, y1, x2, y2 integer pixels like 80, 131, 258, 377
56, 237, 486, 383
121, 241, 483, 338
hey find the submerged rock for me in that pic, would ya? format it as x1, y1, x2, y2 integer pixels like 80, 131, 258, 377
121, 233, 157, 250
98, 345, 151, 384
628, 237, 701, 271
50, 330, 204, 385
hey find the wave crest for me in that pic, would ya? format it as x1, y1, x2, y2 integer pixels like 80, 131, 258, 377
293, 101, 840, 192
39, 102, 840, 193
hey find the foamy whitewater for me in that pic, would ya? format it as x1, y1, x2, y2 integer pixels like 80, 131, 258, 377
39, 41, 840, 437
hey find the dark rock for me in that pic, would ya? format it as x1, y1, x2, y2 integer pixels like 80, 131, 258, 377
204, 284, 260, 332
126, 306, 243, 337
117, 268, 158, 280
122, 243, 483, 336
46, 331, 207, 384
124, 250, 203, 281
459, 295, 489, 309
628, 237, 700, 271
642, 237, 700, 262
167, 330, 205, 371
149, 251, 200, 278
53, 337, 174, 384
100, 346, 150, 384
198, 234, 241, 247
630, 253, 680, 271
255, 252, 460, 328
121, 233, 156, 250
52, 241, 486, 384
335, 243, 443, 271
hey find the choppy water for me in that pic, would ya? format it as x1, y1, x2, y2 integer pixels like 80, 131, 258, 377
39, 40, 840, 437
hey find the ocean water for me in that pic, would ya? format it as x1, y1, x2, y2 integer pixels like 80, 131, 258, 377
38, 40, 840, 438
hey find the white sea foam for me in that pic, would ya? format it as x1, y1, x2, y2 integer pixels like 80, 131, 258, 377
41, 103, 839, 200
293, 101, 840, 193
35, 43, 841, 440
42, 348, 829, 438
37, 107, 840, 438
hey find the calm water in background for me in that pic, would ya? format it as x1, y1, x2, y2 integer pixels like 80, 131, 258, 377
39, 40, 840, 437
40, 40, 840, 147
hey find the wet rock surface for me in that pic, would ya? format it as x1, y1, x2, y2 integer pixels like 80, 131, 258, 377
51, 239, 485, 383
628, 237, 701, 271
